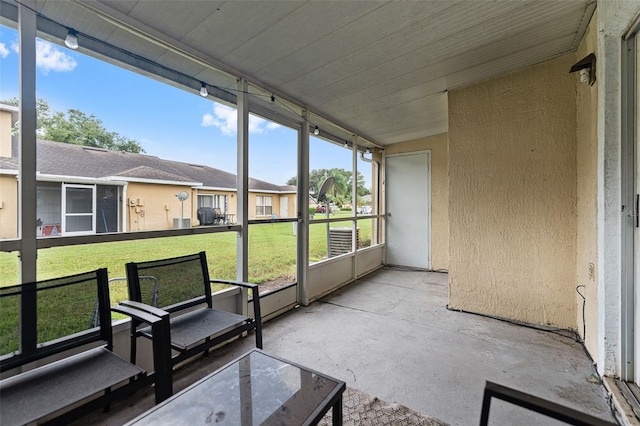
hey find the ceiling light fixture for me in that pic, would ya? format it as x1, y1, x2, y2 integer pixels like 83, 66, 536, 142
313, 126, 320, 136
199, 83, 208, 97
344, 141, 349, 148
64, 28, 78, 50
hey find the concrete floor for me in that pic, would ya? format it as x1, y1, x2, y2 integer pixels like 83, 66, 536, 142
81, 268, 615, 425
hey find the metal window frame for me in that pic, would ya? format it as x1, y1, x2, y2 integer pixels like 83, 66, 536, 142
621, 26, 638, 382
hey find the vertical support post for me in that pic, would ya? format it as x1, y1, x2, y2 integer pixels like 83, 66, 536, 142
297, 111, 310, 305
352, 135, 358, 279
236, 79, 249, 315
380, 149, 387, 255
621, 33, 637, 381
372, 153, 380, 246
18, 0, 37, 356
18, 0, 37, 283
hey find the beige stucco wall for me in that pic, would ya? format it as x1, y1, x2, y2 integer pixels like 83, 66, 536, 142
0, 175, 18, 239
248, 192, 298, 220
385, 134, 449, 271
126, 183, 194, 231
575, 13, 598, 356
0, 110, 12, 158
448, 54, 578, 328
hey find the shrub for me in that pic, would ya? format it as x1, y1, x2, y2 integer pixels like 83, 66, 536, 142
309, 206, 317, 215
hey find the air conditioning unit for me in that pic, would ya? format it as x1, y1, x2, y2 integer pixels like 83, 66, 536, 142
328, 227, 360, 258
173, 218, 191, 228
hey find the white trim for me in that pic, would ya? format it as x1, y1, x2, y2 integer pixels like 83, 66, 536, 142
0, 169, 19, 176
37, 175, 128, 185
196, 186, 235, 191
248, 189, 296, 194
105, 176, 201, 186
597, 0, 640, 378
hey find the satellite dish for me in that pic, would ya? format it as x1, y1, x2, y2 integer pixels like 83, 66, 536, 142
317, 177, 335, 203
176, 191, 189, 201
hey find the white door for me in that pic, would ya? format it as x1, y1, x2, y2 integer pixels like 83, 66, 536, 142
62, 184, 96, 236
280, 196, 288, 218
386, 152, 430, 268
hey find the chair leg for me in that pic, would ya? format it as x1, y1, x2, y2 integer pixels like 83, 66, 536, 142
130, 326, 138, 365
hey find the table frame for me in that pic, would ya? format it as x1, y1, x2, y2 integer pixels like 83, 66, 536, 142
126, 348, 345, 426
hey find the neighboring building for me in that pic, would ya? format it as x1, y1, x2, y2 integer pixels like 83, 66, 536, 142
0, 106, 296, 238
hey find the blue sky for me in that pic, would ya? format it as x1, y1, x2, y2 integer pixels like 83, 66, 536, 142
0, 25, 368, 187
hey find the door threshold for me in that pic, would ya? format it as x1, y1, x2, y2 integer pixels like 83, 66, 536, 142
604, 377, 640, 425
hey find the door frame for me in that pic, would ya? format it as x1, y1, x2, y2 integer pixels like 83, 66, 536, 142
61, 183, 96, 236
384, 150, 431, 269
622, 24, 639, 382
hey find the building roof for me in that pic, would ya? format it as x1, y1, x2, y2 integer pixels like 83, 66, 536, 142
3, 138, 296, 193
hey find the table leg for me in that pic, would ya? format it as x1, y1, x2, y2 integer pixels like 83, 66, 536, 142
332, 394, 343, 426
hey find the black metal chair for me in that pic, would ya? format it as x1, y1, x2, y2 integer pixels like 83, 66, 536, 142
0, 269, 171, 426
213, 207, 224, 224
479, 381, 615, 426
123, 252, 262, 381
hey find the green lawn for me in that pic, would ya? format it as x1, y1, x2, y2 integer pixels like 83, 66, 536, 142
0, 213, 373, 288
0, 214, 374, 354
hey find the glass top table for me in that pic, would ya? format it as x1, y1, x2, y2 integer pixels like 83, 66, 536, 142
126, 349, 345, 425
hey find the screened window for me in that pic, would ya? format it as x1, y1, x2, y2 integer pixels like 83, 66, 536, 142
37, 182, 62, 229
256, 196, 272, 216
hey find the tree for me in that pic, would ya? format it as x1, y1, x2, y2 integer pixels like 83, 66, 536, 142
3, 97, 144, 153
287, 168, 370, 207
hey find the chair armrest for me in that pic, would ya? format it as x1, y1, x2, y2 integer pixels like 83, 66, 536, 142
111, 303, 173, 403
210, 280, 263, 349
210, 279, 259, 291
119, 300, 169, 319
112, 304, 166, 324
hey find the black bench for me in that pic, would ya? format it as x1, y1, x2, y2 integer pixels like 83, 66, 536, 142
0, 269, 172, 426
122, 251, 263, 384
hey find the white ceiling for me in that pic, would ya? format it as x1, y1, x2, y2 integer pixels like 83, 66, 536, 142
10, 0, 595, 146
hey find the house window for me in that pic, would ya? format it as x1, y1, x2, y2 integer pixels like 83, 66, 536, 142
256, 195, 272, 216
198, 194, 226, 210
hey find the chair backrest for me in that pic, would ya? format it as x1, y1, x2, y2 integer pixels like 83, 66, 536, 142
126, 252, 212, 313
0, 269, 112, 372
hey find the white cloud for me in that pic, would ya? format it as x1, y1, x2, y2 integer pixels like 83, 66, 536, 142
201, 112, 218, 128
0, 43, 9, 59
201, 103, 281, 135
35, 40, 77, 74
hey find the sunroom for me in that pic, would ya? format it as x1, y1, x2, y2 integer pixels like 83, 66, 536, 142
1, 0, 639, 424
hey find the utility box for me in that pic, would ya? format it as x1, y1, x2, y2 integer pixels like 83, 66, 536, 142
173, 218, 191, 228
329, 227, 360, 257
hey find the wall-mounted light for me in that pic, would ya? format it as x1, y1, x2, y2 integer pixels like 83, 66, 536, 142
313, 126, 320, 136
569, 53, 596, 86
64, 28, 78, 50
199, 82, 208, 97
365, 148, 371, 154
